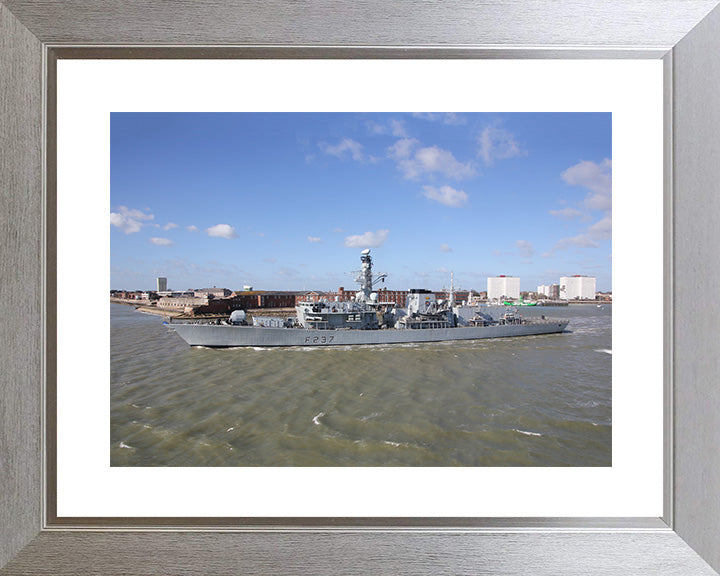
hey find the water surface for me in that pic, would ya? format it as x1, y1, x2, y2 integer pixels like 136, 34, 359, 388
110, 303, 611, 466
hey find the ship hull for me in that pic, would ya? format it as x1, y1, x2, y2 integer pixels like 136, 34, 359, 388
168, 320, 569, 348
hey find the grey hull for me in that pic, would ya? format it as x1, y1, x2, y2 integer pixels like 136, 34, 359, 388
168, 320, 569, 347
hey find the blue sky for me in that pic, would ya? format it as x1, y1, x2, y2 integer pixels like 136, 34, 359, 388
111, 112, 611, 292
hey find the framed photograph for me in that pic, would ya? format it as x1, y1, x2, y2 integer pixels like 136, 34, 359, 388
2, 1, 719, 575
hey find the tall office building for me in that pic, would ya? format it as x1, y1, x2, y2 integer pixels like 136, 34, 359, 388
157, 277, 167, 292
487, 276, 520, 300
560, 276, 596, 300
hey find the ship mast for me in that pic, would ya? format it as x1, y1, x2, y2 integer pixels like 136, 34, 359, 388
448, 271, 455, 307
355, 249, 387, 302
357, 249, 373, 301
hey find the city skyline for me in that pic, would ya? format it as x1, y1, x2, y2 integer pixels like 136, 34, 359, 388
111, 112, 611, 292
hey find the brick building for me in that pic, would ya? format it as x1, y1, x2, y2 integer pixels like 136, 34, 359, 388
297, 291, 329, 304
232, 291, 300, 309
193, 287, 232, 299
157, 296, 211, 309
111, 290, 144, 300
294, 287, 471, 308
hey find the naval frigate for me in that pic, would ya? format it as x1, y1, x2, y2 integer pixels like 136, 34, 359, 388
168, 249, 569, 347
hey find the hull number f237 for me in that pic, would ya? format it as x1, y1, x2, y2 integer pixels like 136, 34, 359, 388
304, 335, 335, 344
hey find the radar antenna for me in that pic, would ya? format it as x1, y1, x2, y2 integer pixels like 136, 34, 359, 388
354, 249, 387, 302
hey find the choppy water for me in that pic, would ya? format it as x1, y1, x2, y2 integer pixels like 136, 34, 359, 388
110, 303, 611, 466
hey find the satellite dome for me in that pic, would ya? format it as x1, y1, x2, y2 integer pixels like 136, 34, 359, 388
361, 248, 371, 255
229, 310, 246, 324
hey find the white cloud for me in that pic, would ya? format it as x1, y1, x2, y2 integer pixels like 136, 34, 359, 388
366, 121, 386, 135
516, 240, 535, 258
417, 147, 474, 179
186, 225, 199, 232
412, 112, 466, 125
110, 206, 154, 234
390, 140, 476, 181
307, 236, 323, 243
545, 160, 613, 257
558, 235, 599, 249
545, 234, 599, 257
319, 138, 370, 162
422, 185, 468, 207
149, 237, 174, 246
162, 222, 178, 231
561, 158, 612, 211
372, 119, 409, 137
344, 229, 389, 248
477, 125, 525, 165
390, 119, 407, 137
411, 113, 440, 122
388, 137, 418, 159
588, 215, 612, 239
443, 113, 466, 125
206, 224, 238, 239
549, 207, 584, 220
440, 243, 453, 253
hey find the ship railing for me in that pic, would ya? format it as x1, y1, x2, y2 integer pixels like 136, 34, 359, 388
404, 320, 451, 330
305, 321, 331, 330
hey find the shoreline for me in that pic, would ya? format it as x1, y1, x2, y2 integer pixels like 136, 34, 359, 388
111, 300, 297, 321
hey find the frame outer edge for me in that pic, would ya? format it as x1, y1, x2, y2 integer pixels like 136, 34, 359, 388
672, 4, 720, 573
0, 2, 44, 570
2, 531, 720, 576
1, 0, 719, 47
0, 0, 719, 574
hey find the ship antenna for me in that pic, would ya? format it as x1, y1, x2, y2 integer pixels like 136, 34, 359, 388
449, 271, 455, 307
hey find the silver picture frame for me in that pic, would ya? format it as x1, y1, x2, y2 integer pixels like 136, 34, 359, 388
2, 1, 720, 574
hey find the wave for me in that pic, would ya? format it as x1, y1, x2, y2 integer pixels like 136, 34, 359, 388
513, 429, 543, 437
383, 440, 412, 448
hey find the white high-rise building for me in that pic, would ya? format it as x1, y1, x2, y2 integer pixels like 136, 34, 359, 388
537, 284, 560, 299
157, 277, 167, 292
487, 276, 520, 300
560, 276, 596, 300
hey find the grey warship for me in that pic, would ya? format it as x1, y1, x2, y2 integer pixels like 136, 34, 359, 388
168, 249, 569, 347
